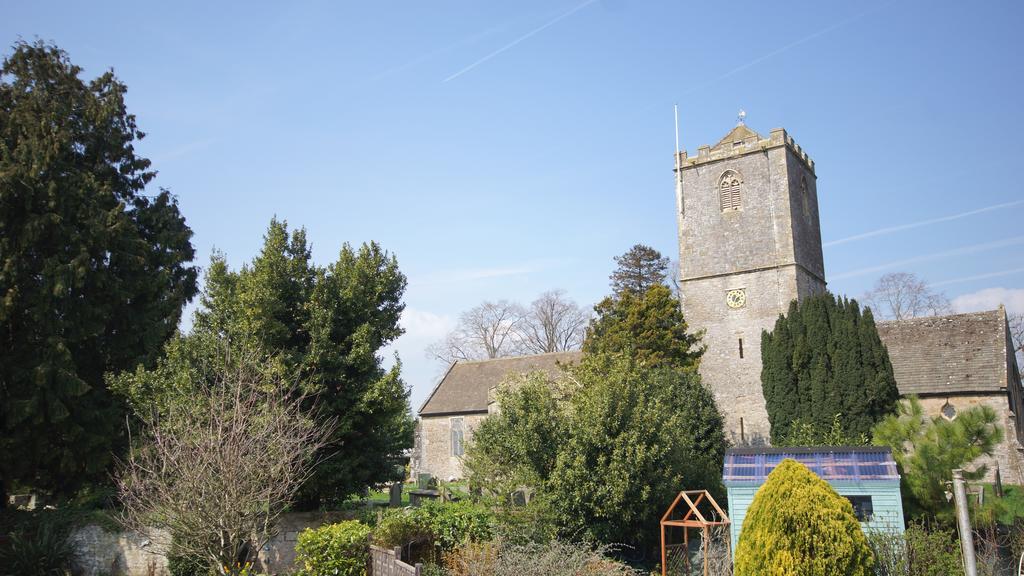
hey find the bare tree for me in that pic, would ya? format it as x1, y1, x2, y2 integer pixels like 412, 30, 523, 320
518, 290, 589, 354
117, 350, 332, 575
1009, 312, 1023, 357
427, 300, 526, 364
862, 272, 952, 320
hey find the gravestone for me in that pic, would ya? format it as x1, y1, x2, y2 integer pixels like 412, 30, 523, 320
389, 482, 403, 507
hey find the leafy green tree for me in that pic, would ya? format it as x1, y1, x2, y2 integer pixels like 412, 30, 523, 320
114, 219, 413, 507
761, 293, 899, 443
608, 244, 669, 297
872, 396, 1003, 519
548, 354, 725, 551
463, 372, 566, 498
735, 459, 874, 576
584, 284, 702, 369
0, 41, 198, 501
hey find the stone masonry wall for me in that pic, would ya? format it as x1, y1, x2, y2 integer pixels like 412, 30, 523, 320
71, 511, 357, 576
70, 525, 170, 576
417, 412, 487, 480
917, 394, 1024, 485
676, 128, 825, 444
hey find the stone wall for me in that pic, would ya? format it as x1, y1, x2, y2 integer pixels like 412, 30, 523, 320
917, 394, 1024, 485
71, 511, 360, 576
675, 127, 825, 444
70, 525, 170, 576
416, 412, 486, 480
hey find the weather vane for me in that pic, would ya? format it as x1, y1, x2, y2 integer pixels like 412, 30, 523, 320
737, 109, 747, 126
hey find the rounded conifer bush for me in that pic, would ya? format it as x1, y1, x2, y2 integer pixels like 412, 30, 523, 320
735, 459, 874, 576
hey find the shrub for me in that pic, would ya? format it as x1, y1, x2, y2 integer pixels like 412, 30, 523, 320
373, 501, 494, 561
445, 540, 639, 576
873, 396, 1003, 519
549, 354, 725, 551
735, 459, 874, 576
0, 519, 78, 576
295, 520, 372, 576
903, 523, 962, 576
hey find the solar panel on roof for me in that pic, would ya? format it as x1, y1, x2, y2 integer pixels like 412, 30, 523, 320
722, 448, 899, 482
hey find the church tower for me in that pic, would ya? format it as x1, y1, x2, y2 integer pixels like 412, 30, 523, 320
675, 118, 826, 444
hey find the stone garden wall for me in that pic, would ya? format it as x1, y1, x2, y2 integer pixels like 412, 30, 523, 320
70, 510, 362, 576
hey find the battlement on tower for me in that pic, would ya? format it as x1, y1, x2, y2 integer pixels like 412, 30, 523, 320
676, 127, 815, 175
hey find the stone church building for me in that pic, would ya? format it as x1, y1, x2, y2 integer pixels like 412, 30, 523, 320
412, 122, 1024, 483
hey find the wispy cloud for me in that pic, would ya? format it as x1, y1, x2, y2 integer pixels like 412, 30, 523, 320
825, 199, 1024, 247
443, 0, 598, 83
929, 266, 1024, 288
952, 287, 1024, 315
680, 6, 881, 96
830, 236, 1024, 280
366, 23, 509, 84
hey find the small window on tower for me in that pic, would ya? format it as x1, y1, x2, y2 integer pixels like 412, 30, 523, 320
801, 176, 811, 220
719, 170, 742, 212
738, 338, 744, 359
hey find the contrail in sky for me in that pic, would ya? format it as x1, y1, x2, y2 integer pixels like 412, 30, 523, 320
824, 199, 1024, 247
928, 267, 1024, 288
679, 6, 881, 96
443, 0, 599, 82
830, 236, 1024, 280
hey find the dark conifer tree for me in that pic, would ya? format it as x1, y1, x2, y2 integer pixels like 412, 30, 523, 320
609, 244, 669, 298
761, 293, 898, 443
0, 41, 198, 501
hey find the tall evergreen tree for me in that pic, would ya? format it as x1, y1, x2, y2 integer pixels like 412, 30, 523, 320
114, 219, 413, 507
0, 41, 198, 500
761, 293, 899, 443
609, 244, 669, 297
584, 284, 703, 369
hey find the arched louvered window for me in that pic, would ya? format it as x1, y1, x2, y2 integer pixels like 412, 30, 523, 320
719, 170, 742, 211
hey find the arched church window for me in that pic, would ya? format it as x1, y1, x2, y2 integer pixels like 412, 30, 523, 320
719, 170, 742, 211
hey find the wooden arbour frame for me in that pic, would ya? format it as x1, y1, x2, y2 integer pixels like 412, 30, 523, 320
659, 490, 730, 576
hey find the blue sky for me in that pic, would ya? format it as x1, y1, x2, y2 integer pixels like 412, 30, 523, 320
6, 0, 1023, 409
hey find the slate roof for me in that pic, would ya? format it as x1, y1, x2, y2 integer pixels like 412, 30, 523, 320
876, 308, 1014, 396
418, 351, 583, 416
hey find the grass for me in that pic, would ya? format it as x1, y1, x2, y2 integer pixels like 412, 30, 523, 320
982, 484, 1024, 525
363, 480, 472, 508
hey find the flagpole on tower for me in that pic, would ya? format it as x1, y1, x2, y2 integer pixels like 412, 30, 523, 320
673, 104, 683, 211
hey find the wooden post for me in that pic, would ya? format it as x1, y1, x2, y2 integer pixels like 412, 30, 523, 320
394, 546, 402, 562
661, 522, 667, 576
414, 563, 423, 576
703, 526, 709, 576
366, 534, 373, 576
684, 526, 690, 574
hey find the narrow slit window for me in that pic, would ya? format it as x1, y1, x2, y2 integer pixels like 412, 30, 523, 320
738, 338, 744, 359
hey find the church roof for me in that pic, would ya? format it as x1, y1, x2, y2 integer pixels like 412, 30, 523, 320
418, 351, 582, 416
713, 124, 763, 149
876, 308, 1018, 396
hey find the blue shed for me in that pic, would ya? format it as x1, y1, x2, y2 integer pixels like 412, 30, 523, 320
723, 446, 905, 554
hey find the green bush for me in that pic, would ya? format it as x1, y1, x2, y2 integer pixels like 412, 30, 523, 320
295, 520, 372, 576
443, 539, 639, 576
0, 519, 78, 576
735, 459, 874, 576
373, 501, 494, 558
904, 523, 961, 576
